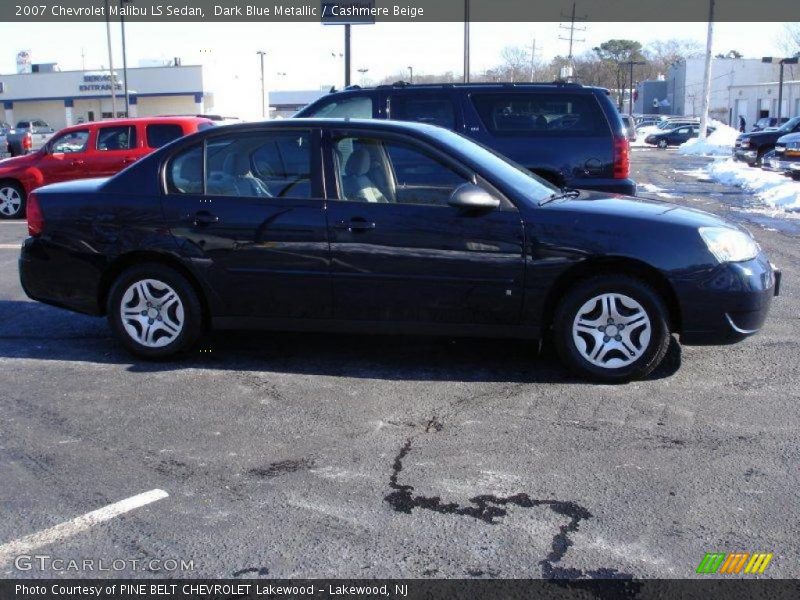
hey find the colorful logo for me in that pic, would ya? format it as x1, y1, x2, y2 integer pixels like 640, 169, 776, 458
696, 552, 773, 575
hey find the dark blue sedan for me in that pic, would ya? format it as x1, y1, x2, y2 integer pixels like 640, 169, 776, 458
19, 119, 779, 382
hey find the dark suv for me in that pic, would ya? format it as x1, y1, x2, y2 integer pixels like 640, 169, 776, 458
296, 82, 635, 195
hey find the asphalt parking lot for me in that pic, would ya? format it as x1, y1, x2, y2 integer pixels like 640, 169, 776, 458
1, 148, 798, 579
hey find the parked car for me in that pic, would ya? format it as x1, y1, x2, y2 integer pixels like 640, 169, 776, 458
634, 115, 664, 128
734, 116, 800, 165
654, 118, 699, 131
751, 116, 790, 132
645, 125, 715, 148
7, 119, 56, 156
0, 132, 8, 160
0, 116, 215, 219
296, 82, 636, 195
620, 115, 637, 141
19, 119, 780, 382
768, 132, 800, 179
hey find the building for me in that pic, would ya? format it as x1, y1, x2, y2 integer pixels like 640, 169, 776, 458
633, 80, 668, 115
666, 57, 783, 124
0, 64, 211, 129
728, 80, 800, 128
269, 89, 328, 118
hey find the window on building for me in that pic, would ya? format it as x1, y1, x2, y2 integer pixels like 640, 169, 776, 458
49, 130, 90, 154
96, 126, 137, 151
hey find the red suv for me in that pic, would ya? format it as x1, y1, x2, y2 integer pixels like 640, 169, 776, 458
0, 116, 214, 218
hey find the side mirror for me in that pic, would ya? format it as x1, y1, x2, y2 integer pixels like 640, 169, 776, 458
448, 183, 500, 211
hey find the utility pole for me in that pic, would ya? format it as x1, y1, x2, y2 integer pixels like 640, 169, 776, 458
408, 66, 414, 83
463, 0, 470, 83
103, 0, 117, 117
344, 24, 351, 87
256, 50, 266, 119
559, 2, 586, 63
698, 0, 715, 139
120, 0, 130, 117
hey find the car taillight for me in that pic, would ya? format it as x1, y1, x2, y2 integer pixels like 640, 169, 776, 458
22, 132, 32, 151
613, 135, 630, 179
27, 192, 43, 237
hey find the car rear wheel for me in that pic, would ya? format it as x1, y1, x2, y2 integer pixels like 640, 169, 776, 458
553, 275, 671, 382
107, 263, 203, 359
0, 182, 25, 219
657, 139, 668, 149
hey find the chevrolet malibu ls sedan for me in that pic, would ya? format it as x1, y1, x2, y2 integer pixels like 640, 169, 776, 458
19, 119, 780, 382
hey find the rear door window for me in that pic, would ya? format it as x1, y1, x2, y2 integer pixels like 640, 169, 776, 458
96, 125, 137, 151
146, 124, 185, 148
388, 94, 457, 128
471, 93, 607, 136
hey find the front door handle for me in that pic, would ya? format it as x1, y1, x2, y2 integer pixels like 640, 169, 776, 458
193, 211, 219, 226
70, 159, 85, 167
334, 218, 375, 232
122, 156, 137, 164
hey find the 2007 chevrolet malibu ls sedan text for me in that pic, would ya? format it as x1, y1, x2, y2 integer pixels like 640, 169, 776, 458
19, 119, 781, 382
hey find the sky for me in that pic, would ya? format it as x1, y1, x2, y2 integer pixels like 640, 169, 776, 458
0, 20, 793, 118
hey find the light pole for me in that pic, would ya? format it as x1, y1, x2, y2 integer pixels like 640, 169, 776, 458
103, 0, 117, 117
357, 67, 369, 85
463, 0, 470, 83
256, 50, 266, 119
621, 60, 646, 115
408, 66, 413, 83
762, 56, 799, 121
119, 0, 131, 117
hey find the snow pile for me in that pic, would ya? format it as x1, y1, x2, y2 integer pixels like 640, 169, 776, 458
704, 159, 800, 211
678, 121, 739, 157
631, 125, 661, 147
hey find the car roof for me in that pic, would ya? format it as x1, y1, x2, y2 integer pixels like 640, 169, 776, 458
318, 81, 607, 95
59, 115, 212, 134
204, 117, 453, 136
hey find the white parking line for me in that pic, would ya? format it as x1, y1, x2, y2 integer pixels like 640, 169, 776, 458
0, 489, 168, 563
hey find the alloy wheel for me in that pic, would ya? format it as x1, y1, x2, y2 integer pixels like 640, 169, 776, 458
0, 186, 22, 217
120, 279, 185, 348
572, 293, 651, 369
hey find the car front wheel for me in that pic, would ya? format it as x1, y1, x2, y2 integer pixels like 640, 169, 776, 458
553, 275, 671, 382
657, 139, 668, 149
107, 263, 203, 359
0, 181, 25, 219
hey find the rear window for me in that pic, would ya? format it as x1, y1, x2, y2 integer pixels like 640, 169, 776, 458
471, 93, 608, 136
303, 96, 373, 119
146, 124, 185, 148
388, 94, 457, 128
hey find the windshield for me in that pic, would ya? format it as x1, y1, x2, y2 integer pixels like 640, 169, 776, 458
778, 117, 800, 132
426, 127, 559, 204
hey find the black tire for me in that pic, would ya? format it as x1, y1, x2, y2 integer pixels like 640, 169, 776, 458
553, 275, 671, 383
107, 263, 203, 359
0, 181, 26, 219
791, 172, 800, 181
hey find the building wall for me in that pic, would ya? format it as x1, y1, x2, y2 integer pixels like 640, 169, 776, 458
728, 80, 800, 129
136, 96, 198, 117
667, 58, 783, 124
633, 80, 667, 114
6, 100, 64, 126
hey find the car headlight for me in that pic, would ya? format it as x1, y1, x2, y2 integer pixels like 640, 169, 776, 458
699, 227, 760, 263
739, 138, 751, 148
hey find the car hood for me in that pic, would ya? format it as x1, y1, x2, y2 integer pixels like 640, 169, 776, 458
0, 152, 39, 170
741, 130, 784, 142
543, 190, 738, 230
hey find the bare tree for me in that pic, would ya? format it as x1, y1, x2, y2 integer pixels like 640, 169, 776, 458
779, 23, 800, 56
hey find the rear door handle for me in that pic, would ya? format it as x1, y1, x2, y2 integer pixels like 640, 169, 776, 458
193, 211, 219, 226
122, 156, 137, 164
334, 218, 375, 232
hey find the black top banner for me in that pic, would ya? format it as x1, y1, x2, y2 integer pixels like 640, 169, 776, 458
2, 0, 799, 22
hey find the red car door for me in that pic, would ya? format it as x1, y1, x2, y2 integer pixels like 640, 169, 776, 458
90, 123, 141, 177
36, 128, 92, 185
